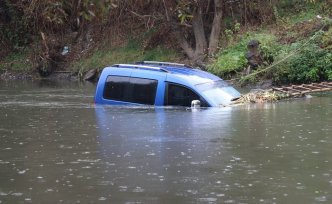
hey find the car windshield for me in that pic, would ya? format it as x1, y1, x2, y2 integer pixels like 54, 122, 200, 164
195, 80, 229, 91
195, 80, 240, 106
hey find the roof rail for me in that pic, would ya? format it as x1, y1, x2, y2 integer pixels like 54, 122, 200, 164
136, 61, 187, 67
112, 64, 169, 73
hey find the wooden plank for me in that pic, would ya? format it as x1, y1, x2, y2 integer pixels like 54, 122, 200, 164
302, 84, 322, 90
292, 86, 311, 91
283, 87, 302, 93
272, 87, 289, 93
322, 82, 332, 86
300, 88, 332, 94
309, 83, 326, 89
312, 83, 332, 89
290, 86, 307, 92
271, 81, 332, 96
297, 86, 313, 91
290, 92, 304, 96
272, 87, 284, 91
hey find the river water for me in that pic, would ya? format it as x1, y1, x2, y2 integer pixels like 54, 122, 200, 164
0, 80, 331, 204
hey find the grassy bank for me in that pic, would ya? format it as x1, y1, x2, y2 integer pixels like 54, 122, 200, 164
69, 40, 181, 78
208, 5, 332, 86
1, 2, 331, 86
0, 40, 180, 79
0, 49, 33, 72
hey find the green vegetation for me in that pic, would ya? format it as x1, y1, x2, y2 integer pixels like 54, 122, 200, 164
70, 40, 179, 77
270, 17, 332, 84
209, 1, 332, 86
1, 0, 331, 85
208, 33, 281, 78
0, 50, 32, 72
271, 42, 332, 84
321, 27, 332, 50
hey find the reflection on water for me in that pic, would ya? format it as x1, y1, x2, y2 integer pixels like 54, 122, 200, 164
0, 80, 331, 203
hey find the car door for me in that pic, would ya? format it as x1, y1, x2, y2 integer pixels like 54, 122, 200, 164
164, 82, 209, 107
130, 69, 167, 106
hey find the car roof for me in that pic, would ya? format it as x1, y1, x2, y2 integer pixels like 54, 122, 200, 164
111, 61, 221, 86
163, 66, 220, 86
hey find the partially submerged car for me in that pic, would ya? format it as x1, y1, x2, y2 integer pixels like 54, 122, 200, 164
94, 61, 241, 107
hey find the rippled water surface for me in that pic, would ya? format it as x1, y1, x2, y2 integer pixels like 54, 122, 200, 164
0, 80, 331, 204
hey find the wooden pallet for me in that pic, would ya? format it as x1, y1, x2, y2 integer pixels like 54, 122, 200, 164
271, 82, 332, 96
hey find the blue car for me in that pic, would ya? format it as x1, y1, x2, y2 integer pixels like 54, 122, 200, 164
94, 61, 241, 107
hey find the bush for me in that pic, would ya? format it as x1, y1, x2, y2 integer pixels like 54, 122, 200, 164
273, 43, 332, 84
208, 33, 282, 78
289, 46, 332, 83
208, 50, 247, 78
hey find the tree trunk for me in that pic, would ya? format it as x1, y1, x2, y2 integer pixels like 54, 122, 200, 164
208, 0, 223, 55
170, 0, 223, 64
192, 6, 207, 62
173, 27, 195, 59
171, 6, 207, 62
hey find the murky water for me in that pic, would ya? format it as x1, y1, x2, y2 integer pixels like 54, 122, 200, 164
0, 80, 331, 204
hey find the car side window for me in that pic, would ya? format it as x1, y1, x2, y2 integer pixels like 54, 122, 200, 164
103, 75, 158, 105
129, 77, 158, 105
103, 76, 130, 102
165, 83, 207, 107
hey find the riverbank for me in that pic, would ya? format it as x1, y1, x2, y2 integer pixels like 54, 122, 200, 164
0, 70, 80, 81
1, 3, 331, 87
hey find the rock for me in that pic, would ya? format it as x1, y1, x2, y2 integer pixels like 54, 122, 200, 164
84, 69, 98, 81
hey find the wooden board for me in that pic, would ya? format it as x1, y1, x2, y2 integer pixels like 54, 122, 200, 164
272, 82, 332, 96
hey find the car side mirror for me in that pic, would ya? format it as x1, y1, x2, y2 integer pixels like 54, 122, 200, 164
191, 100, 201, 108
